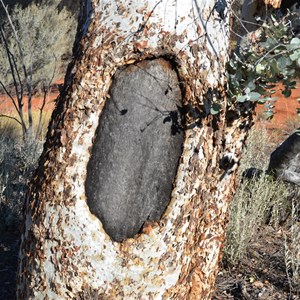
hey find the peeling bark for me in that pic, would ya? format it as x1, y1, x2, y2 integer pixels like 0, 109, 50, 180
17, 1, 253, 299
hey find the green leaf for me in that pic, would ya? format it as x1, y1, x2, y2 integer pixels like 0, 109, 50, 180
282, 88, 292, 98
244, 87, 251, 94
227, 13, 299, 108
237, 94, 249, 103
278, 57, 291, 69
290, 37, 300, 45
265, 110, 274, 120
270, 60, 279, 75
235, 69, 243, 81
286, 37, 300, 51
210, 103, 221, 115
255, 85, 268, 95
248, 92, 261, 101
258, 99, 267, 104
246, 81, 256, 91
289, 50, 300, 61
286, 43, 300, 51
256, 63, 265, 73
261, 97, 278, 102
283, 80, 296, 88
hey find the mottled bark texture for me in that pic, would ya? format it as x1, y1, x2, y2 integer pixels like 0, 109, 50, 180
17, 1, 253, 299
86, 59, 184, 242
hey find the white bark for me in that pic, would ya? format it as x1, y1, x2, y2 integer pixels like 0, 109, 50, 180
17, 1, 250, 299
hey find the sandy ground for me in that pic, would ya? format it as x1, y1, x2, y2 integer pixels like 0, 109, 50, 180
256, 83, 300, 131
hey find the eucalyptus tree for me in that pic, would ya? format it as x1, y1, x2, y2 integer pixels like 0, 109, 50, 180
17, 0, 256, 299
0, 0, 76, 140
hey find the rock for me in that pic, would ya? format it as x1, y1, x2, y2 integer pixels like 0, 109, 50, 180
267, 132, 300, 186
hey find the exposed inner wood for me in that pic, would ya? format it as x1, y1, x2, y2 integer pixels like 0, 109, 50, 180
85, 58, 184, 242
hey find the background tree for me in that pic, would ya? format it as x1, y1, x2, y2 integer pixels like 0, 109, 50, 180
16, 0, 289, 299
0, 0, 76, 140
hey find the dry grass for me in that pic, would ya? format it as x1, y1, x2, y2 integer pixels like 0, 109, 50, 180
0, 116, 45, 230
221, 125, 300, 298
285, 196, 300, 296
238, 126, 274, 171
0, 109, 52, 140
285, 115, 300, 133
224, 174, 289, 265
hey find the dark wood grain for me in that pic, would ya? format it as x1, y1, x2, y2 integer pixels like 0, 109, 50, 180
85, 58, 184, 242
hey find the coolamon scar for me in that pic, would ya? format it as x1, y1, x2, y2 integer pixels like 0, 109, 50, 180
85, 58, 184, 242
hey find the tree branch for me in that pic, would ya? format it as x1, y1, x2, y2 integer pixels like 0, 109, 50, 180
0, 114, 22, 125
0, 79, 20, 115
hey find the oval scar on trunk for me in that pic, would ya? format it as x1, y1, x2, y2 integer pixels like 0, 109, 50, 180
85, 58, 184, 242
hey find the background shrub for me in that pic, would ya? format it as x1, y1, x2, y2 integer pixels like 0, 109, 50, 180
0, 0, 76, 93
0, 121, 43, 230
0, 0, 76, 229
223, 126, 297, 265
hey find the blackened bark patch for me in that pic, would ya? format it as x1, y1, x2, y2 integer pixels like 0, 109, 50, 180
85, 58, 184, 242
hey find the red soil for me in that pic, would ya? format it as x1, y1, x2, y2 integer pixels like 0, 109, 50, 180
255, 82, 300, 131
0, 80, 298, 132
0, 79, 63, 115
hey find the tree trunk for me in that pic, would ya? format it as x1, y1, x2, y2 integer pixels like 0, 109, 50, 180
17, 1, 253, 299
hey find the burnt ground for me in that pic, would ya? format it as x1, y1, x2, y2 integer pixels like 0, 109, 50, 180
0, 225, 299, 299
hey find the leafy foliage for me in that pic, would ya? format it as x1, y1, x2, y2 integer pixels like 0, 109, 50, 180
228, 12, 300, 118
0, 0, 76, 93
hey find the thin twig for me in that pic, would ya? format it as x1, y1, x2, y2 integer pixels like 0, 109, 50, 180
0, 0, 28, 139
0, 79, 20, 115
27, 53, 33, 134
254, 44, 285, 67
35, 86, 48, 140
229, 28, 244, 40
0, 25, 21, 104
36, 55, 57, 139
230, 5, 250, 35
0, 114, 22, 125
